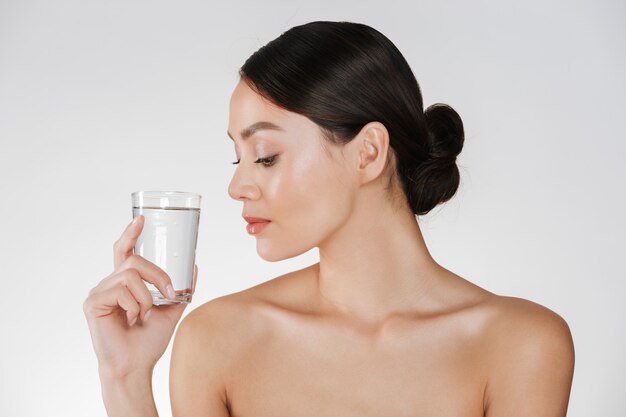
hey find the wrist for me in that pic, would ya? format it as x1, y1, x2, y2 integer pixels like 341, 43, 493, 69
99, 367, 158, 417
99, 364, 154, 382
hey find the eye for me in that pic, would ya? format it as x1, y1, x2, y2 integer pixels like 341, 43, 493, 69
256, 155, 277, 167
231, 155, 278, 167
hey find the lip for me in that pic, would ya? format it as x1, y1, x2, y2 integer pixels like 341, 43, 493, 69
246, 220, 271, 235
243, 215, 271, 223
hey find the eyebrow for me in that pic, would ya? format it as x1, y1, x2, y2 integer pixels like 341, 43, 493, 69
227, 121, 284, 141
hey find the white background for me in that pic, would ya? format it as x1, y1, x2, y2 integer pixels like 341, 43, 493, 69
1, 0, 624, 416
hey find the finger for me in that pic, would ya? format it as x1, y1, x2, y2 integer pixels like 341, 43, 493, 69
121, 271, 154, 321
155, 265, 197, 326
113, 215, 144, 270
118, 286, 141, 326
84, 283, 141, 326
99, 257, 175, 302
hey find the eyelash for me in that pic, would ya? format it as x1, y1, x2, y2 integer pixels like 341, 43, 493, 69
231, 155, 277, 167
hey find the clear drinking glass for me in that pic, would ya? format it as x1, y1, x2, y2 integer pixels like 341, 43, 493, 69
131, 191, 201, 305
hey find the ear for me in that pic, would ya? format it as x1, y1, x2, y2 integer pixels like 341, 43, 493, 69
355, 121, 391, 185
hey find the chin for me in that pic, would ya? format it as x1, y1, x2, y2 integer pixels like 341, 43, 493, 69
256, 240, 316, 262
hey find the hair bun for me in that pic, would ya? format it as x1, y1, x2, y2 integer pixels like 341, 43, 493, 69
402, 103, 465, 215
423, 103, 464, 162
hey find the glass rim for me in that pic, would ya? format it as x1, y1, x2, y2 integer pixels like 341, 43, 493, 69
131, 190, 202, 199
132, 190, 202, 209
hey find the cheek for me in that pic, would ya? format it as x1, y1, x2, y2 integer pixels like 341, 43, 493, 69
253, 142, 357, 261
269, 152, 354, 241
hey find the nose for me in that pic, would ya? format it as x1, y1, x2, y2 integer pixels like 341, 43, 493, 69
228, 164, 261, 201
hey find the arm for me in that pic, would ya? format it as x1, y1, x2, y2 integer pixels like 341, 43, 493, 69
99, 369, 158, 417
484, 299, 575, 416
170, 300, 232, 417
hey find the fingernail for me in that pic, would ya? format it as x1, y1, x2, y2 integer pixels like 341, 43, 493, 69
144, 308, 152, 322
132, 217, 139, 225
166, 284, 176, 299
129, 315, 137, 326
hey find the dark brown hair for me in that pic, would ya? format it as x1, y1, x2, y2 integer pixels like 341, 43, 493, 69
239, 21, 464, 216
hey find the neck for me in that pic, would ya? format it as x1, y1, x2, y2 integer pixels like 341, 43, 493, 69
314, 192, 441, 324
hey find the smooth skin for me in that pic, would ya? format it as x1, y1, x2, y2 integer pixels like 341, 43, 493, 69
84, 80, 575, 416
83, 214, 198, 416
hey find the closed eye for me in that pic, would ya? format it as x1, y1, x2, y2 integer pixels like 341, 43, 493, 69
231, 155, 277, 167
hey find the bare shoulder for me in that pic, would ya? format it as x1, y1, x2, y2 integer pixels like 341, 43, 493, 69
177, 284, 272, 351
481, 295, 575, 352
479, 295, 575, 416
170, 269, 307, 416
176, 263, 314, 348
170, 287, 264, 416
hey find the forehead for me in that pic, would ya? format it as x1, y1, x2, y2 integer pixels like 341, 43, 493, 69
228, 80, 317, 139
229, 80, 279, 119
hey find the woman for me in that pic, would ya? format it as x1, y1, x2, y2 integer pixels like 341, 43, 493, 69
84, 21, 575, 416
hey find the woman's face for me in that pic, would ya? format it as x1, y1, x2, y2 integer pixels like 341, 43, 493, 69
227, 79, 359, 261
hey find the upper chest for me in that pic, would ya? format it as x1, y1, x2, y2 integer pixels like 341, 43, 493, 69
224, 307, 489, 417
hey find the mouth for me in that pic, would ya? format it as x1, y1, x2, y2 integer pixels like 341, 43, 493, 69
243, 215, 271, 223
245, 220, 271, 235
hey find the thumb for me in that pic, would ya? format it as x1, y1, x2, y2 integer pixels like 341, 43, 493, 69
114, 214, 145, 270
